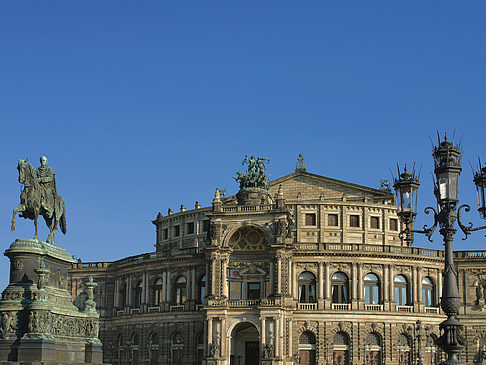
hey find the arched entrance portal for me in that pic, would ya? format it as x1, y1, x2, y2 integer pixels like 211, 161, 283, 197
230, 322, 259, 365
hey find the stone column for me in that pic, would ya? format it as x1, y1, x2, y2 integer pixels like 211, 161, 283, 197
210, 257, 217, 297
318, 262, 324, 300
191, 267, 197, 302
357, 263, 362, 309
162, 270, 167, 303
261, 316, 266, 347
288, 259, 293, 297
274, 318, 279, 357
325, 262, 330, 309
142, 272, 147, 305
412, 266, 417, 310
279, 316, 284, 358
417, 266, 423, 308
126, 277, 130, 307
389, 264, 395, 310
383, 265, 389, 309
270, 261, 275, 296
288, 319, 293, 359
351, 263, 357, 307
291, 261, 297, 298
114, 278, 119, 308
222, 257, 228, 298
277, 255, 282, 295
220, 317, 226, 357
205, 259, 210, 295
204, 315, 208, 356
166, 271, 172, 305
186, 268, 192, 309
208, 317, 213, 345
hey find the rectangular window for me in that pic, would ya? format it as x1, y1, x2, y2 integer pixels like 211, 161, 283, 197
163, 228, 168, 240
230, 281, 242, 300
328, 214, 339, 226
370, 216, 380, 229
174, 225, 180, 237
305, 213, 317, 226
349, 215, 360, 227
202, 220, 210, 232
186, 222, 194, 235
390, 218, 398, 231
247, 282, 261, 300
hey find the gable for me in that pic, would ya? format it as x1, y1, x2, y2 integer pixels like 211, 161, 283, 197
269, 171, 392, 202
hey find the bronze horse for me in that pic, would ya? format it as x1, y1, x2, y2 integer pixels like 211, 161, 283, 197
11, 159, 66, 245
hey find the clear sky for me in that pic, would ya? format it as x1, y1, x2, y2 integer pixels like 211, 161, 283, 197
1, 1, 485, 290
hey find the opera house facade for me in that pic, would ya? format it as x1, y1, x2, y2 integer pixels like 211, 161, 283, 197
69, 157, 486, 365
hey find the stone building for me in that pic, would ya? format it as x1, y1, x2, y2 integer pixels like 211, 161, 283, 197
69, 157, 486, 365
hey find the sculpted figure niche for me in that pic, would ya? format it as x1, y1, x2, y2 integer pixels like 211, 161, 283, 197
11, 156, 67, 244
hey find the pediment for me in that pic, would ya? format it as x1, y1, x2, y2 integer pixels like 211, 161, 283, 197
269, 171, 392, 202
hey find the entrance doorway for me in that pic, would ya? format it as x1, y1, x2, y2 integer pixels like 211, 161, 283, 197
230, 322, 259, 365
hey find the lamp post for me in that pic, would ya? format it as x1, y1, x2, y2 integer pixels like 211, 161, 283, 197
393, 133, 486, 365
408, 321, 424, 365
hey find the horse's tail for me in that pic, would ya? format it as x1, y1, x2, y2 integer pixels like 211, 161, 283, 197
60, 210, 67, 235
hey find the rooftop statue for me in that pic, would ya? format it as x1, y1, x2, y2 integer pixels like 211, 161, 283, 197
11, 157, 67, 245
233, 155, 270, 191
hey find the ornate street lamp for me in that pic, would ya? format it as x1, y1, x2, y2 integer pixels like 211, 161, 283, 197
393, 164, 421, 246
473, 159, 486, 220
393, 132, 486, 365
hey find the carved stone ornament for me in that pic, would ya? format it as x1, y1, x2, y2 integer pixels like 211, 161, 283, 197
330, 263, 350, 271
0, 311, 17, 339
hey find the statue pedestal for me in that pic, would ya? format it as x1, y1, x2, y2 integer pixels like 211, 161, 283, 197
18, 336, 57, 363
236, 188, 272, 205
0, 239, 103, 364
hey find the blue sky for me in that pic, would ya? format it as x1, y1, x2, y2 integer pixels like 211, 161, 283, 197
1, 1, 486, 289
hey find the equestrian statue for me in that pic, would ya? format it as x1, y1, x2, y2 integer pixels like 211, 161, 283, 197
11, 156, 67, 245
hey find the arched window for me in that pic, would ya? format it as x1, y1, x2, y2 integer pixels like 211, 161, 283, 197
299, 272, 317, 303
153, 278, 163, 306
171, 333, 184, 365
332, 272, 349, 304
134, 281, 143, 308
198, 275, 206, 304
117, 334, 123, 365
131, 333, 139, 365
394, 275, 409, 306
365, 332, 382, 365
422, 277, 435, 307
425, 333, 440, 365
149, 333, 159, 365
364, 273, 380, 305
299, 331, 316, 365
174, 276, 187, 305
196, 332, 204, 365
397, 333, 411, 365
333, 332, 350, 365
120, 283, 127, 308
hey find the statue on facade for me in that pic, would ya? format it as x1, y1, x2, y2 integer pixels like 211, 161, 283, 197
208, 342, 219, 357
296, 153, 306, 171
473, 275, 485, 310
263, 343, 274, 358
11, 157, 67, 244
233, 155, 270, 191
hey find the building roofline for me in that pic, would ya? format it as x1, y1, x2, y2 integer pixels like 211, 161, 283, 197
270, 170, 393, 197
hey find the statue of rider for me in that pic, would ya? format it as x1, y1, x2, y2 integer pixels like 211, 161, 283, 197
35, 156, 57, 218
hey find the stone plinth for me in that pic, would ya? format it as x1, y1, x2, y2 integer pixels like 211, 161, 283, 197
236, 188, 272, 205
0, 239, 103, 364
